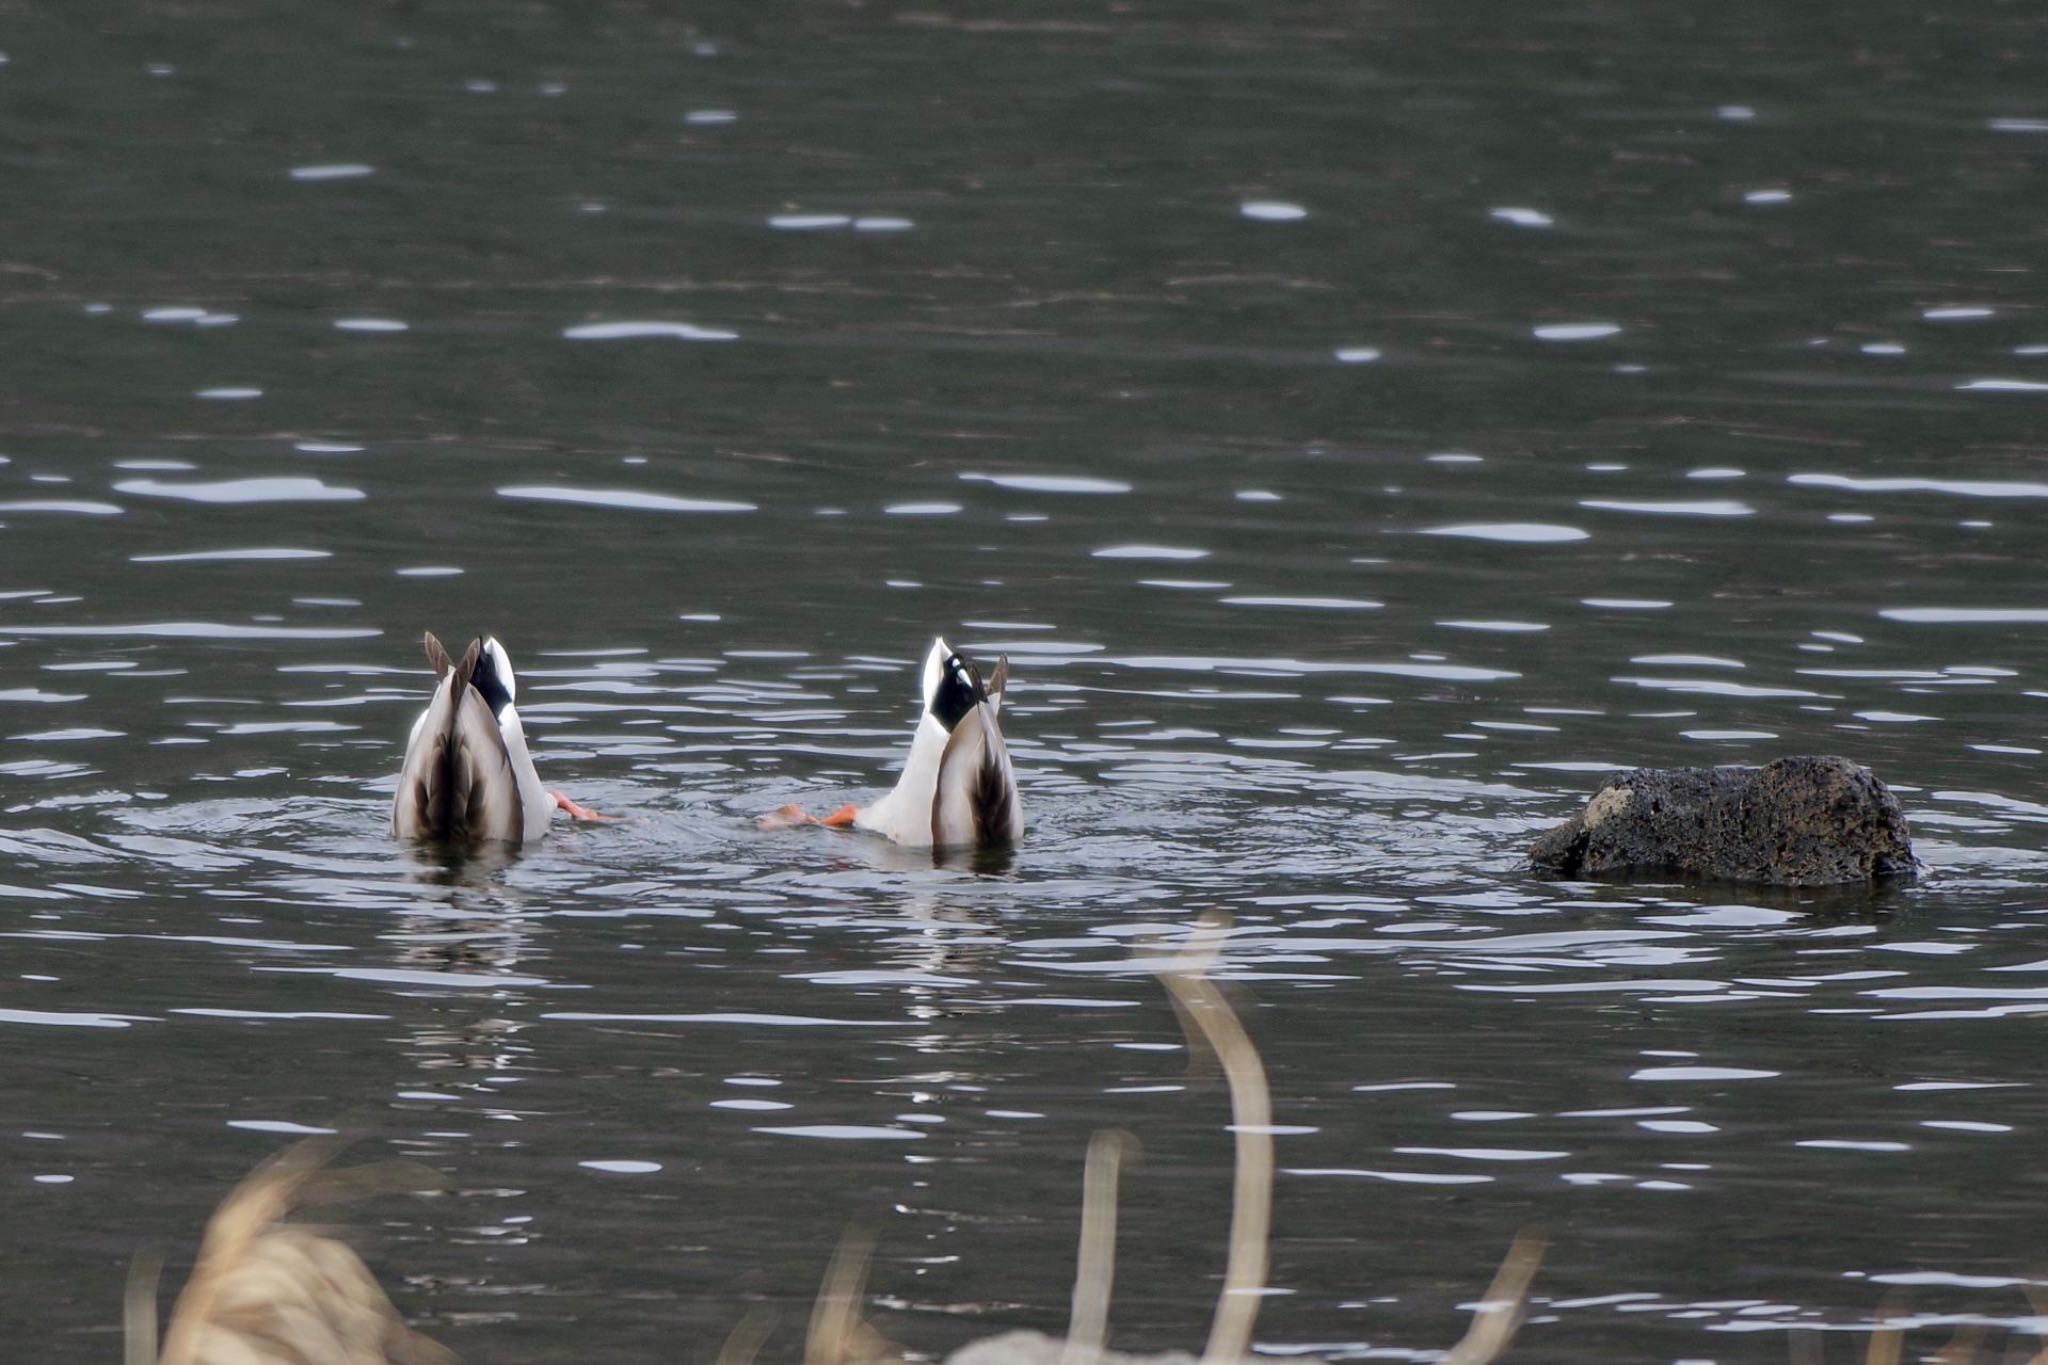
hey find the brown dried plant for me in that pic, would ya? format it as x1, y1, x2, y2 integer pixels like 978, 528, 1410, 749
127, 1141, 451, 1365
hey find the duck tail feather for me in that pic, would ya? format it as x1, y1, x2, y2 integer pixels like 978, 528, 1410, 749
423, 640, 482, 839
931, 703, 1023, 847
422, 631, 454, 681
985, 656, 1009, 715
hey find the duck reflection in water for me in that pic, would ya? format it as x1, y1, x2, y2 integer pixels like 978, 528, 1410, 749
380, 867, 552, 1263
764, 638, 1024, 854
382, 862, 551, 1094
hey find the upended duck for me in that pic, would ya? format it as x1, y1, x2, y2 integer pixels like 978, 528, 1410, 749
764, 637, 1024, 849
392, 632, 604, 845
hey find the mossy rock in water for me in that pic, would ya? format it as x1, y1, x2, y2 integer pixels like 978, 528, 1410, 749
1528, 755, 1916, 886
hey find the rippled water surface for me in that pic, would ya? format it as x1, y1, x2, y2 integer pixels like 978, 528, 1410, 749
7, 4, 2048, 1361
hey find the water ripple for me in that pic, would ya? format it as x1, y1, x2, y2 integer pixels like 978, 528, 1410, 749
113, 477, 364, 504
562, 321, 739, 342
498, 486, 756, 513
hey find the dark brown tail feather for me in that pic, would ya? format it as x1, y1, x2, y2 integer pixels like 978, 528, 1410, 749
986, 655, 1010, 707
416, 638, 483, 840
422, 631, 455, 681
972, 745, 1017, 846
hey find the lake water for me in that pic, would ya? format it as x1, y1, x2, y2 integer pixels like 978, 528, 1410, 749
6, 4, 2048, 1362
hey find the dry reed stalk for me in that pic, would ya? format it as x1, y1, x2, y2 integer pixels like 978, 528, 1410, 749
804, 1228, 892, 1365
787, 914, 1543, 1365
716, 1304, 777, 1365
1059, 1130, 1139, 1365
1156, 918, 1271, 1365
1439, 1229, 1545, 1365
125, 1252, 165, 1365
136, 1141, 450, 1365
1161, 914, 1540, 1365
1860, 1296, 1905, 1365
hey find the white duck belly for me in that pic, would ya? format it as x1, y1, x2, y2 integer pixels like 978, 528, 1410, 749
854, 712, 953, 847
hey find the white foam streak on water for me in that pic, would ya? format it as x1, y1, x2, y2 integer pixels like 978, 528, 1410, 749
1580, 499, 1755, 518
1789, 473, 2048, 498
1422, 522, 1589, 543
710, 1098, 793, 1111
1532, 323, 1620, 341
1631, 654, 1744, 669
113, 477, 364, 504
1633, 1066, 1780, 1081
265, 967, 552, 988
288, 163, 374, 180
1958, 378, 2048, 393
1240, 200, 1307, 220
1880, 607, 2048, 624
579, 1160, 662, 1173
543, 1012, 910, 1027
176, 1009, 383, 1019
956, 639, 1102, 655
130, 548, 332, 563
497, 485, 757, 513
1393, 1146, 1569, 1161
1611, 676, 1820, 699
959, 472, 1132, 494
1092, 544, 1210, 560
1110, 654, 1517, 682
0, 1009, 148, 1028
0, 500, 123, 515
1220, 595, 1382, 610
562, 320, 740, 342
0, 622, 381, 639
1285, 1167, 1494, 1185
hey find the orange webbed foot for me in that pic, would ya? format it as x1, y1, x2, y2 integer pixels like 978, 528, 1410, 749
757, 803, 815, 831
757, 803, 859, 832
551, 790, 616, 822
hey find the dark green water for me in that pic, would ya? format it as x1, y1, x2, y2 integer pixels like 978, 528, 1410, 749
5, 4, 2048, 1361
